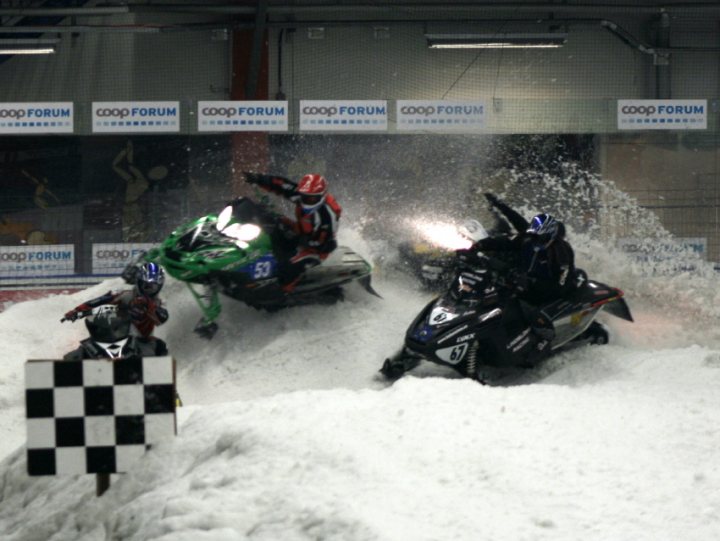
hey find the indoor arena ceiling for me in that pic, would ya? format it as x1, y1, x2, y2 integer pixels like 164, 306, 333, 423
3, 1, 720, 35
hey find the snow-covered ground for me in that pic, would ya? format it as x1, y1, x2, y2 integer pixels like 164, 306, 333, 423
1, 224, 720, 541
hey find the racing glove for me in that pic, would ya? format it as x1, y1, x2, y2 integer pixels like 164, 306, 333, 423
62, 304, 91, 322
121, 262, 140, 285
244, 171, 261, 185
484, 193, 500, 207
245, 171, 276, 187
62, 309, 79, 322
155, 305, 169, 324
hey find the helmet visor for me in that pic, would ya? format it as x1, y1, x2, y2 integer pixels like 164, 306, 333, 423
301, 194, 323, 207
140, 281, 161, 296
527, 215, 546, 235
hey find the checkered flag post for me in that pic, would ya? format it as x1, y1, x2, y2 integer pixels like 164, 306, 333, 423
25, 356, 176, 476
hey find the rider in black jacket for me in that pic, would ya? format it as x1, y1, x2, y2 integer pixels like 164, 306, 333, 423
458, 193, 579, 359
478, 193, 576, 305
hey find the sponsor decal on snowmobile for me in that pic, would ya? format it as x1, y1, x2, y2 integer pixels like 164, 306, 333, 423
507, 328, 531, 350
437, 324, 470, 344
456, 333, 476, 343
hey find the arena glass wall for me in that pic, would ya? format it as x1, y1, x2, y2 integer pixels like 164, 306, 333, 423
1, 5, 720, 286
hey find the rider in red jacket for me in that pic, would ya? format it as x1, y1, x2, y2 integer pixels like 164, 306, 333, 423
244, 171, 342, 292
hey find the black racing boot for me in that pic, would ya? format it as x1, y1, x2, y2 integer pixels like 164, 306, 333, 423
523, 311, 555, 367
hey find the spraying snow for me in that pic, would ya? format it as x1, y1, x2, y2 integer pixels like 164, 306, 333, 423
1, 171, 720, 540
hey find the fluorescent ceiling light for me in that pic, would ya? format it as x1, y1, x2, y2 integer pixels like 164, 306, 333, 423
0, 38, 60, 45
426, 33, 567, 49
0, 47, 56, 55
0, 38, 58, 54
430, 42, 564, 49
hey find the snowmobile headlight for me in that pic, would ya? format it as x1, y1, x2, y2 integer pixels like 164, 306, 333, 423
478, 308, 502, 323
219, 222, 262, 250
411, 220, 474, 250
216, 205, 234, 231
224, 223, 260, 241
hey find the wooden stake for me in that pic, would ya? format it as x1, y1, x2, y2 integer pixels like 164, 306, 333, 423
96, 473, 110, 497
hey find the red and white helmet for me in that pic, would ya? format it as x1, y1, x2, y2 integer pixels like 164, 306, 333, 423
297, 174, 328, 213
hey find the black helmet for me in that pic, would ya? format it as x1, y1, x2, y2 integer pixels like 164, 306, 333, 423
85, 305, 131, 343
527, 213, 560, 247
137, 262, 165, 297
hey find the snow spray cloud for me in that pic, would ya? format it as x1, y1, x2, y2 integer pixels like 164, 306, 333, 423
484, 160, 720, 323
267, 134, 497, 243
266, 133, 720, 321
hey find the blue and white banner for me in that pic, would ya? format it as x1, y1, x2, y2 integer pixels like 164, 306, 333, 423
617, 100, 707, 130
92, 243, 156, 275
92, 101, 180, 133
300, 100, 387, 131
397, 100, 486, 132
197, 101, 288, 132
618, 237, 706, 273
0, 245, 75, 277
0, 102, 73, 134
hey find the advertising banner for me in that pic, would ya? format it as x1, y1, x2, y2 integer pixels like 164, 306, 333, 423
0, 102, 73, 134
0, 245, 75, 277
299, 100, 387, 131
92, 101, 180, 133
92, 243, 156, 275
198, 101, 288, 132
617, 100, 707, 130
396, 100, 486, 132
618, 237, 706, 273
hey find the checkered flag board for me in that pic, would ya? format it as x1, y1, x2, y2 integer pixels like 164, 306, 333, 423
25, 356, 176, 476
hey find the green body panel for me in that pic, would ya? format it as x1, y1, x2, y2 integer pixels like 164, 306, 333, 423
146, 214, 274, 284
132, 197, 376, 332
141, 212, 276, 324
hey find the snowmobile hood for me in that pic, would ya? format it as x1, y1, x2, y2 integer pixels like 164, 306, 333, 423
409, 297, 482, 345
157, 213, 273, 282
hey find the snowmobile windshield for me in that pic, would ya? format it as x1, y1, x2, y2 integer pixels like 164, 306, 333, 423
459, 219, 488, 243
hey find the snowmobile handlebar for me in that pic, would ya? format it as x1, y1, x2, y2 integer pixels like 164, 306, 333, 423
61, 309, 92, 323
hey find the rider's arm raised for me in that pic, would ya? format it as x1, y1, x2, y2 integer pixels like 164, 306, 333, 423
244, 172, 298, 200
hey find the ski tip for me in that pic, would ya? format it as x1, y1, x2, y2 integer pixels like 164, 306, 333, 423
360, 275, 383, 298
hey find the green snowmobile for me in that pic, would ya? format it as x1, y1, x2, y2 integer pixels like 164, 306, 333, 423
123, 197, 379, 338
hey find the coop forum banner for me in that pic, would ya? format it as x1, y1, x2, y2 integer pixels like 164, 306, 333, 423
0, 245, 75, 278
396, 100, 486, 132
299, 100, 387, 131
91, 243, 157, 275
92, 101, 180, 133
0, 103, 74, 134
617, 99, 707, 130
197, 101, 288, 132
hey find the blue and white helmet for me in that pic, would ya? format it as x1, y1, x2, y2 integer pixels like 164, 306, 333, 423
527, 213, 560, 248
137, 262, 165, 297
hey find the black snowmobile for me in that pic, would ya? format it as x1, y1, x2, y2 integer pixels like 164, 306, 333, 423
61, 304, 181, 405
61, 304, 166, 361
380, 256, 634, 383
